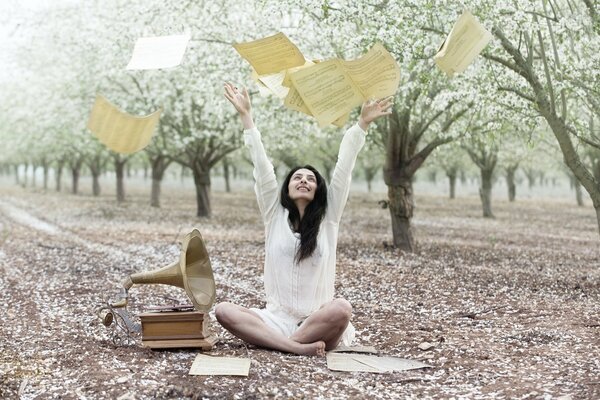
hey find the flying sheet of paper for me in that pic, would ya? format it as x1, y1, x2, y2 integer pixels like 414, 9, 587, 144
233, 32, 305, 75
290, 42, 400, 127
290, 59, 364, 127
282, 60, 316, 88
342, 42, 401, 99
256, 70, 289, 99
189, 354, 251, 376
326, 353, 431, 373
332, 113, 350, 128
250, 69, 273, 97
86, 94, 161, 154
125, 34, 190, 70
433, 10, 492, 77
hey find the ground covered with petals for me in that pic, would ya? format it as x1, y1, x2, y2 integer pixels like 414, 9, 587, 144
0, 182, 598, 399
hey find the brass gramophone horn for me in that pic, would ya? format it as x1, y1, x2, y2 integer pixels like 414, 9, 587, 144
111, 229, 215, 313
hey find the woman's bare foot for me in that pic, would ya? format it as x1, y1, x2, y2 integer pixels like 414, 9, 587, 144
295, 340, 326, 356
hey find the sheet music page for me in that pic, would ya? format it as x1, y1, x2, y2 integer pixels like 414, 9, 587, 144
433, 10, 492, 77
342, 43, 401, 99
86, 95, 161, 154
189, 354, 251, 376
283, 83, 313, 115
233, 32, 305, 75
257, 70, 289, 99
290, 59, 363, 127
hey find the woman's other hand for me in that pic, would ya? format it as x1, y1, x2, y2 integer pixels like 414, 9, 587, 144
358, 96, 394, 131
224, 82, 254, 129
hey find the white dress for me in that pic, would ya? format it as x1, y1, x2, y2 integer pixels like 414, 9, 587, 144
244, 123, 366, 346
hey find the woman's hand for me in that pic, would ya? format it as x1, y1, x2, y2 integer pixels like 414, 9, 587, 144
358, 96, 394, 131
224, 82, 255, 129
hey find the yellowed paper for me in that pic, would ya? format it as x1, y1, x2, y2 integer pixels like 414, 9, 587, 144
326, 353, 431, 373
86, 95, 161, 154
283, 84, 348, 127
282, 60, 316, 88
250, 69, 273, 97
331, 113, 350, 128
290, 59, 364, 127
284, 83, 313, 115
290, 43, 400, 127
433, 10, 492, 77
233, 32, 305, 75
189, 354, 251, 376
257, 70, 289, 99
342, 43, 401, 99
125, 34, 190, 70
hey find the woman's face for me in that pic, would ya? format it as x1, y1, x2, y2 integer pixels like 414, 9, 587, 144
288, 168, 318, 204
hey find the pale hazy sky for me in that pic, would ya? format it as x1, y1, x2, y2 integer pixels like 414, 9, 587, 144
0, 0, 76, 82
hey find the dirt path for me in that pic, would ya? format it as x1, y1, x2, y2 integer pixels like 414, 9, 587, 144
0, 186, 599, 399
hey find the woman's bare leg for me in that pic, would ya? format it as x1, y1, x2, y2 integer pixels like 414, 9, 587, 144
215, 302, 325, 356
290, 298, 352, 350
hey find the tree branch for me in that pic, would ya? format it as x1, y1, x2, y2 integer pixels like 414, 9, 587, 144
497, 86, 536, 102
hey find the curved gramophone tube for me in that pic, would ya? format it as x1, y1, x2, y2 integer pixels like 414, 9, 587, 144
108, 229, 216, 312
110, 276, 134, 308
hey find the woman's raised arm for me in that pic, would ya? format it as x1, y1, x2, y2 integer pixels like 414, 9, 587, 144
328, 97, 394, 223
224, 82, 279, 224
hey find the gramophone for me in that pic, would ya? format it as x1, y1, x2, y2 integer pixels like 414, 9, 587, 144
102, 228, 217, 349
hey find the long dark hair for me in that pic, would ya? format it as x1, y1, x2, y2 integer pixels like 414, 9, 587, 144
280, 165, 327, 263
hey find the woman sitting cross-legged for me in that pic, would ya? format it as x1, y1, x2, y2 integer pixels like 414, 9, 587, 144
217, 82, 393, 356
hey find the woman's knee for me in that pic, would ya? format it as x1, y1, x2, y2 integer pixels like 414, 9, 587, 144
214, 302, 235, 325
331, 298, 352, 322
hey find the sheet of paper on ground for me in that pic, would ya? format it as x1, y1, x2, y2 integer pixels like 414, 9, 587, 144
86, 94, 161, 154
330, 345, 378, 354
233, 32, 305, 75
189, 354, 251, 376
433, 10, 492, 77
326, 352, 431, 373
289, 42, 400, 127
126, 34, 190, 70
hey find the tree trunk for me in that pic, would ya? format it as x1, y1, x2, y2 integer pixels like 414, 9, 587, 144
14, 165, 20, 185
447, 172, 457, 199
480, 168, 494, 218
192, 167, 211, 217
223, 158, 231, 193
42, 163, 49, 190
22, 164, 28, 187
387, 180, 415, 251
71, 166, 80, 194
32, 165, 37, 188
427, 170, 437, 183
150, 156, 170, 208
115, 160, 126, 202
525, 171, 536, 189
575, 178, 584, 206
55, 162, 64, 192
506, 167, 517, 202
91, 167, 101, 197
459, 170, 467, 185
364, 167, 377, 193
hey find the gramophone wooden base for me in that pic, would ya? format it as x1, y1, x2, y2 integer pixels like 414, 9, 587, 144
142, 335, 218, 350
139, 310, 217, 350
